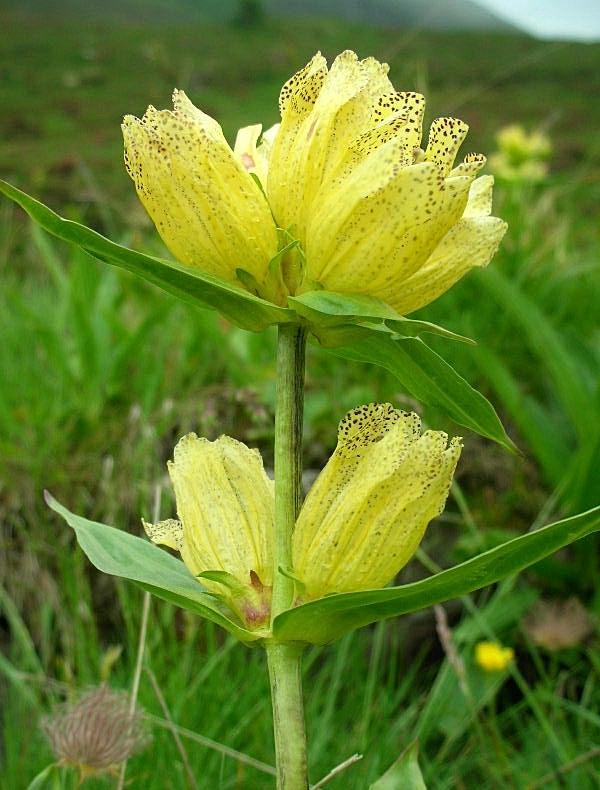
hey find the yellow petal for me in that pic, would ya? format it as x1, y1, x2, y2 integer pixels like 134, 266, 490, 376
372, 91, 425, 136
293, 404, 461, 598
278, 51, 328, 116
425, 117, 469, 175
234, 123, 263, 171
388, 214, 508, 314
167, 433, 274, 591
268, 51, 395, 243
122, 91, 278, 288
234, 123, 280, 190
449, 152, 487, 179
306, 158, 441, 288
463, 174, 494, 218
143, 518, 183, 551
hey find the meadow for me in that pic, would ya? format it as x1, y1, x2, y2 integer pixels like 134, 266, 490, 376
1, 8, 600, 788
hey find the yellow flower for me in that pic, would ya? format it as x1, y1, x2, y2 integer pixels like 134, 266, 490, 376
266, 52, 507, 313
292, 403, 462, 600
123, 51, 506, 315
143, 433, 274, 629
122, 91, 279, 297
474, 641, 514, 672
495, 124, 551, 161
489, 124, 551, 182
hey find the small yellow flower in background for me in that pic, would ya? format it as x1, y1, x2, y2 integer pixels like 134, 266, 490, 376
475, 641, 515, 672
292, 403, 462, 600
123, 51, 506, 314
143, 433, 274, 629
489, 124, 551, 183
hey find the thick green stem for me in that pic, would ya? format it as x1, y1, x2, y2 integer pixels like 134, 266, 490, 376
266, 642, 308, 790
271, 322, 307, 617
267, 322, 308, 790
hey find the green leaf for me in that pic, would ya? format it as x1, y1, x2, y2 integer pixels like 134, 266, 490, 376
385, 317, 475, 345
290, 290, 399, 325
273, 506, 600, 644
290, 290, 473, 345
369, 742, 426, 790
45, 493, 261, 643
0, 180, 294, 332
327, 330, 515, 451
26, 763, 62, 790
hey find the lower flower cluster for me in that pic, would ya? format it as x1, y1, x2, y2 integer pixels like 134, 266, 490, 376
144, 403, 461, 630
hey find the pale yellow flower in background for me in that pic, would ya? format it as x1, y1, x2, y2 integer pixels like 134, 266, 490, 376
474, 641, 515, 672
123, 51, 507, 315
292, 403, 462, 600
489, 123, 551, 183
143, 433, 274, 629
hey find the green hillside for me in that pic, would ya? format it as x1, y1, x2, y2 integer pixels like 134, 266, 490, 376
11, 0, 516, 30
1, 12, 596, 222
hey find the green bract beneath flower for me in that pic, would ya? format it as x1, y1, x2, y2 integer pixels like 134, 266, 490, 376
122, 50, 507, 314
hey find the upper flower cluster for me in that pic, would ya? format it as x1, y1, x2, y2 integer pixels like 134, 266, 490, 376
123, 50, 506, 315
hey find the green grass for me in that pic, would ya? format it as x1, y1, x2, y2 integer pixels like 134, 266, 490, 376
1, 10, 600, 789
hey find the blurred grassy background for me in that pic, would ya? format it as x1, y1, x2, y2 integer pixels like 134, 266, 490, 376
1, 3, 600, 788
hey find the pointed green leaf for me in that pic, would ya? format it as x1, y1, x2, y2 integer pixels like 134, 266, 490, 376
369, 742, 426, 790
385, 318, 474, 345
290, 290, 473, 344
290, 290, 399, 325
198, 569, 246, 595
26, 763, 62, 790
273, 506, 600, 644
326, 330, 515, 450
46, 493, 261, 643
0, 180, 294, 332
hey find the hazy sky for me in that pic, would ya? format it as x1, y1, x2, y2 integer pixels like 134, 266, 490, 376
477, 0, 600, 40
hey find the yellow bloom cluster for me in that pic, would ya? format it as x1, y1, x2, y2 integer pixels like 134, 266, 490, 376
144, 404, 461, 628
123, 51, 506, 315
474, 641, 515, 672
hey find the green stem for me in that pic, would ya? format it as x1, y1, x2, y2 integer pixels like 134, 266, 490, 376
266, 642, 308, 790
271, 322, 306, 615
267, 322, 308, 790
